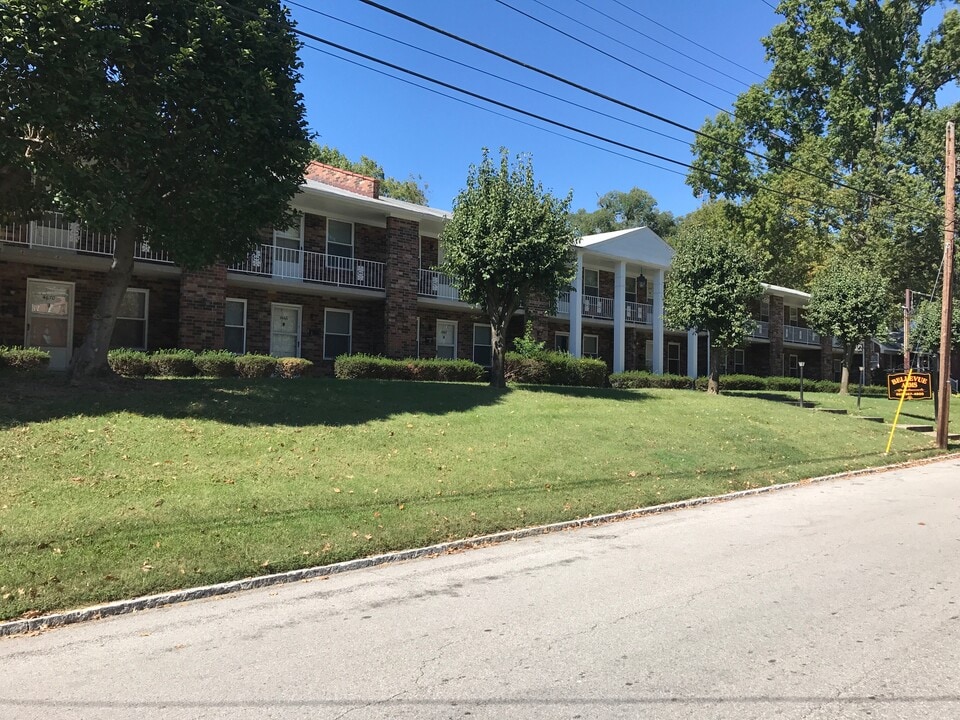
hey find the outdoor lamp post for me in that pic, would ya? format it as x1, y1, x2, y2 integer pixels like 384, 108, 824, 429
798, 361, 806, 408
858, 365, 865, 411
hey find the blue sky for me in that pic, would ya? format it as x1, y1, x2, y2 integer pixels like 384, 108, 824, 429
286, 0, 956, 218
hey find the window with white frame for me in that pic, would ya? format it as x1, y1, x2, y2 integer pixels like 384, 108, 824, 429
788, 306, 799, 326
788, 354, 799, 377
583, 268, 599, 297
436, 320, 457, 359
326, 219, 354, 259
224, 298, 247, 354
625, 277, 637, 304
473, 324, 492, 366
555, 332, 570, 353
760, 298, 770, 322
274, 215, 303, 245
323, 309, 352, 360
667, 342, 681, 375
110, 288, 148, 349
416, 317, 421, 359
583, 334, 599, 358
734, 348, 745, 373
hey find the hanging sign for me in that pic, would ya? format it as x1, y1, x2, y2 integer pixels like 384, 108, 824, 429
886, 372, 933, 400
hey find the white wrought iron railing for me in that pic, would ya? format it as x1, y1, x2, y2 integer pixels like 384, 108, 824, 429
230, 244, 385, 290
784, 325, 820, 345
625, 301, 653, 325
418, 269, 460, 301
752, 320, 770, 338
1, 212, 172, 263
553, 293, 651, 325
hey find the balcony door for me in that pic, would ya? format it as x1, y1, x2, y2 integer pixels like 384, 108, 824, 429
25, 279, 74, 370
30, 213, 78, 251
273, 217, 303, 280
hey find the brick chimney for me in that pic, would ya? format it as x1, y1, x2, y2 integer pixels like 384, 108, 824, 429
304, 161, 380, 199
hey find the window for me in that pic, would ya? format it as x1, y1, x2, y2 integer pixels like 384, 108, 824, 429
788, 354, 799, 377
583, 334, 599, 358
667, 342, 681, 375
583, 268, 599, 297
788, 306, 799, 326
625, 277, 637, 304
734, 348, 745, 374
436, 320, 457, 359
323, 309, 352, 360
110, 288, 148, 349
416, 317, 421, 359
224, 298, 246, 354
760, 298, 770, 322
326, 219, 354, 259
555, 332, 570, 353
473, 324, 492, 366
834, 359, 843, 382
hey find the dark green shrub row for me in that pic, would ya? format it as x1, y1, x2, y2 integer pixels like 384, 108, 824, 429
609, 371, 695, 389
106, 349, 311, 379
334, 354, 486, 383
504, 351, 608, 387
0, 346, 51, 371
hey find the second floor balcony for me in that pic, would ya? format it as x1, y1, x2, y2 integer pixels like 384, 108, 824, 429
784, 324, 820, 345
230, 244, 385, 291
556, 292, 653, 325
418, 269, 461, 301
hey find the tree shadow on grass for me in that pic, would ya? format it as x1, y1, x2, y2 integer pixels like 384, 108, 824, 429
0, 375, 654, 429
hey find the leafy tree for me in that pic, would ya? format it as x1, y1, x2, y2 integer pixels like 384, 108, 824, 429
569, 187, 676, 239
687, 0, 960, 293
805, 258, 891, 394
664, 222, 763, 394
309, 143, 428, 205
1, 0, 310, 378
911, 297, 960, 355
441, 148, 576, 388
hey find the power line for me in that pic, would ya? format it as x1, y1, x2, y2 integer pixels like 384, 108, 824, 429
758, 0, 779, 11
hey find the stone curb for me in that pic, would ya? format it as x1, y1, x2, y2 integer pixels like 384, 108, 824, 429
3, 452, 959, 638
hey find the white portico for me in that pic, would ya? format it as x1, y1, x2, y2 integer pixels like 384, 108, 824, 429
566, 227, 674, 374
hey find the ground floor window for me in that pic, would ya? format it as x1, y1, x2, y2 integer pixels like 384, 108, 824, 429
733, 348, 745, 374
224, 298, 246, 354
555, 332, 570, 353
111, 288, 148, 350
787, 354, 799, 377
834, 359, 843, 382
583, 334, 599, 359
437, 320, 457, 359
473, 324, 492, 366
667, 342, 681, 375
323, 308, 352, 360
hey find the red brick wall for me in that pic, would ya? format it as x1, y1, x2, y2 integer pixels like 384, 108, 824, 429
598, 270, 614, 299
178, 265, 227, 351
304, 161, 379, 198
302, 212, 387, 266
419, 236, 439, 268
384, 217, 420, 358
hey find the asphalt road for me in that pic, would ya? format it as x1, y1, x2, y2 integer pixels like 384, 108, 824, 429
2, 457, 959, 720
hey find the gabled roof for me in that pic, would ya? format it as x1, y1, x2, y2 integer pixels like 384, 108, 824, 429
576, 227, 674, 269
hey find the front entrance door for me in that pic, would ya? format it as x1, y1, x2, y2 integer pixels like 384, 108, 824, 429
25, 279, 75, 370
270, 303, 301, 357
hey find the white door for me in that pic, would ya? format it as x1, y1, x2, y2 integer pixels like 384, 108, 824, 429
436, 320, 457, 359
25, 279, 75, 370
273, 237, 302, 279
270, 304, 301, 357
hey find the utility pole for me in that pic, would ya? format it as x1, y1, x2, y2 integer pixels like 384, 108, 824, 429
904, 288, 911, 371
936, 121, 955, 449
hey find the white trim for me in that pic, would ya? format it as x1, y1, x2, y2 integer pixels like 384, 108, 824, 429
555, 331, 570, 352
472, 323, 492, 366
582, 267, 600, 296
667, 341, 681, 375
323, 307, 353, 360
270, 302, 302, 358
25, 278, 75, 370
436, 319, 458, 359
114, 287, 149, 350
224, 297, 247, 354
326, 217, 354, 259
416, 317, 421, 359
273, 214, 304, 243
583, 333, 599, 358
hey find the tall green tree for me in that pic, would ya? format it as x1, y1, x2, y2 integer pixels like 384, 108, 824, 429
664, 221, 763, 394
687, 0, 960, 292
441, 148, 576, 388
1, 0, 310, 377
309, 143, 428, 205
911, 297, 960, 355
805, 258, 891, 393
569, 187, 676, 239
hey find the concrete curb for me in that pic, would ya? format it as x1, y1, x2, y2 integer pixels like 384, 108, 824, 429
3, 451, 959, 638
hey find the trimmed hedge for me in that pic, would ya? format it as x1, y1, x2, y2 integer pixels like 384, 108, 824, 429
611, 370, 891, 396
194, 350, 237, 378
276, 357, 314, 379
234, 354, 277, 379
504, 351, 608, 387
334, 354, 485, 383
149, 349, 197, 377
0, 346, 51, 371
609, 371, 695, 390
107, 349, 151, 377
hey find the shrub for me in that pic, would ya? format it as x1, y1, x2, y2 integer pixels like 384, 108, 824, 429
609, 370, 694, 390
107, 349, 151, 377
334, 354, 485, 383
715, 374, 766, 391
235, 354, 278, 379
194, 350, 237, 378
276, 357, 314, 379
505, 351, 607, 387
512, 320, 546, 358
149, 349, 196, 377
0, 346, 51, 371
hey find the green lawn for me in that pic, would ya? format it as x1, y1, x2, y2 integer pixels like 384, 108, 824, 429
1, 375, 956, 621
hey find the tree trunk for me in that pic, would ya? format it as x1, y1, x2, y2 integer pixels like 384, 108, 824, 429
489, 319, 507, 388
67, 222, 138, 379
707, 344, 720, 394
839, 342, 854, 395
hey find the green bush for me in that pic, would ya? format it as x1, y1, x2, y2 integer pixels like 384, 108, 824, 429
149, 349, 196, 377
505, 351, 607, 387
714, 374, 766, 391
276, 357, 314, 379
235, 354, 278, 379
0, 346, 51, 371
194, 350, 237, 378
334, 354, 485, 383
609, 370, 694, 390
107, 349, 151, 377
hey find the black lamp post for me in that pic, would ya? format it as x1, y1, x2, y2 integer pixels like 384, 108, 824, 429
798, 361, 806, 408
857, 365, 865, 411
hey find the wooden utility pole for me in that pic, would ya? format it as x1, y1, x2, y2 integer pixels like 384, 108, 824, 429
904, 288, 911, 371
936, 121, 955, 449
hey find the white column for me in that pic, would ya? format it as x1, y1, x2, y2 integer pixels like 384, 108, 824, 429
652, 267, 665, 374
569, 252, 583, 357
613, 260, 626, 373
687, 328, 699, 378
